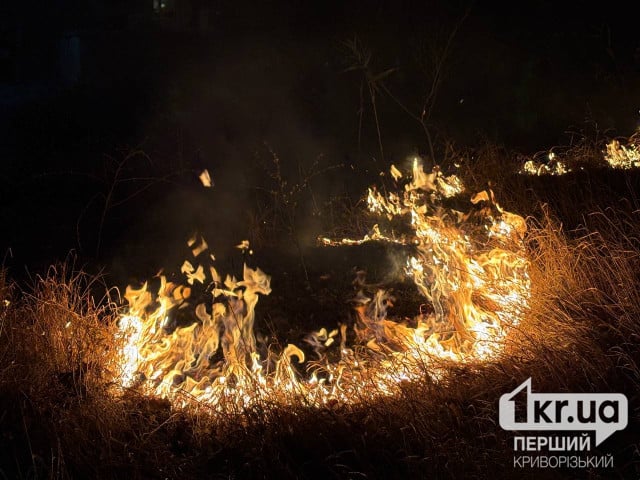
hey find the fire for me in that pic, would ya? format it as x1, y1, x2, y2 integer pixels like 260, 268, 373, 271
328, 159, 530, 360
113, 160, 531, 413
520, 152, 571, 176
605, 138, 640, 169
520, 135, 640, 175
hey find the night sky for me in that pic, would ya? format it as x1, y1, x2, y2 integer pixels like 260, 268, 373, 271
1, 0, 640, 279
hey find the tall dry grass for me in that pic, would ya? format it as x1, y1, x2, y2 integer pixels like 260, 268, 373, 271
0, 264, 201, 478
1, 170, 640, 478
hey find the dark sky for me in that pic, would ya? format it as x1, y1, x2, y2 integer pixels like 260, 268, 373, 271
1, 0, 639, 277
3, 1, 639, 144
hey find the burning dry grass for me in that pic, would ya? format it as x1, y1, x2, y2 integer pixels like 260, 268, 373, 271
111, 161, 533, 415
1, 173, 640, 478
516, 130, 640, 176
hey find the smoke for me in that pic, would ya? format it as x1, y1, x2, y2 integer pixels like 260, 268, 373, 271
105, 33, 355, 282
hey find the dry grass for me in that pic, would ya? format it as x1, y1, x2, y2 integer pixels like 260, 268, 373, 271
1, 155, 640, 478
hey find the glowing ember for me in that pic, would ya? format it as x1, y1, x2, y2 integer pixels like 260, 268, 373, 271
113, 160, 530, 412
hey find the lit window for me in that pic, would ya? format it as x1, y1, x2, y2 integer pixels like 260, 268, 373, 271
153, 0, 175, 14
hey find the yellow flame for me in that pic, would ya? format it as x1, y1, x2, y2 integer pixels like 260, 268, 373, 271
520, 152, 571, 176
520, 136, 640, 175
113, 161, 530, 413
605, 139, 640, 169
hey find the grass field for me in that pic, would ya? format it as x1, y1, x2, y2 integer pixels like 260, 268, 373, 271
1, 134, 639, 479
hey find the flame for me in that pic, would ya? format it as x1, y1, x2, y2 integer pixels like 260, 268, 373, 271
520, 151, 571, 176
605, 139, 640, 169
353, 160, 529, 361
520, 136, 640, 175
113, 160, 530, 413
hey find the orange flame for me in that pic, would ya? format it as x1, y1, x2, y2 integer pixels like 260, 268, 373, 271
114, 160, 530, 412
